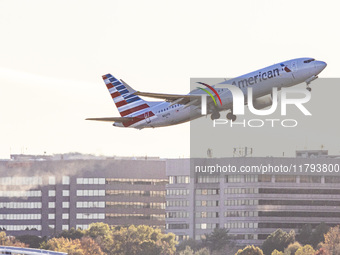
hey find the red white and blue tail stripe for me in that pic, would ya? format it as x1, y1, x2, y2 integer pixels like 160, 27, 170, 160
102, 74, 155, 127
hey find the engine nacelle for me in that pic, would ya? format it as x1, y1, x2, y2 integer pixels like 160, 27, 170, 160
252, 95, 274, 110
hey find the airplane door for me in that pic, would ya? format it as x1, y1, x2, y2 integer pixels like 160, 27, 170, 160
290, 61, 297, 80
291, 61, 297, 72
144, 112, 151, 124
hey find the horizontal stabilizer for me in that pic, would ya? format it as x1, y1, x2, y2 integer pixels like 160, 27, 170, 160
86, 117, 133, 122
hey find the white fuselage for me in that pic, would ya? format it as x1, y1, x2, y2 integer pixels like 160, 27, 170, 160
118, 58, 326, 129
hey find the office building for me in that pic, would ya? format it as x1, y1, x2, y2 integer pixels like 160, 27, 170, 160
0, 156, 167, 237
165, 158, 340, 245
1, 154, 340, 246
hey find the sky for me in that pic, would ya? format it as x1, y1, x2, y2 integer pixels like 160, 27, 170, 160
1, 0, 340, 159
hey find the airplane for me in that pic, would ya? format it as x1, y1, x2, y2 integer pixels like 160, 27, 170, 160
86, 58, 327, 129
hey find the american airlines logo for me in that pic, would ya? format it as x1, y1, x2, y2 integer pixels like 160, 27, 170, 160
231, 68, 281, 88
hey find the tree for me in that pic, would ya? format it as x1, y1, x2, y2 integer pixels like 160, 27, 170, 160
320, 225, 340, 255
80, 237, 105, 255
195, 247, 210, 255
179, 246, 211, 255
295, 244, 315, 255
284, 241, 302, 255
177, 239, 202, 252
202, 228, 232, 252
16, 235, 45, 248
310, 223, 330, 248
58, 227, 85, 240
314, 247, 330, 255
86, 222, 112, 239
261, 229, 295, 255
179, 246, 195, 255
110, 225, 177, 255
235, 245, 264, 255
296, 224, 313, 245
40, 237, 84, 255
41, 236, 104, 255
85, 222, 114, 254
0, 231, 27, 247
271, 250, 283, 255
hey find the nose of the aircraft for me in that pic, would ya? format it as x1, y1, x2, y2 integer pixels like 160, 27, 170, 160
314, 60, 327, 73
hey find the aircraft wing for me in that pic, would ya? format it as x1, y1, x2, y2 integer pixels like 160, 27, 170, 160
86, 117, 133, 122
134, 91, 202, 105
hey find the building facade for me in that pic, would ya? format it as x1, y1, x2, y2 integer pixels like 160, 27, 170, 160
165, 158, 340, 245
1, 155, 340, 246
0, 157, 167, 237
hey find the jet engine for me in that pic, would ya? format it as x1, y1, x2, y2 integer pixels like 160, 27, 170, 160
251, 94, 274, 110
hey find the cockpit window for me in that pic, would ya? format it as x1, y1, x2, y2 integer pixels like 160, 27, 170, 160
304, 58, 315, 63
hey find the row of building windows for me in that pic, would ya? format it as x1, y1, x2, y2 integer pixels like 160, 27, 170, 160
76, 213, 105, 219
48, 213, 69, 220
196, 223, 219, 229
106, 178, 168, 186
48, 202, 69, 208
0, 190, 42, 197
196, 189, 219, 195
166, 211, 189, 218
225, 200, 259, 206
325, 176, 340, 183
259, 188, 340, 195
259, 200, 340, 206
0, 214, 41, 220
258, 222, 318, 229
166, 200, 189, 207
234, 234, 258, 240
0, 225, 41, 231
226, 175, 273, 183
0, 202, 41, 209
225, 188, 258, 194
226, 175, 244, 183
62, 225, 69, 230
106, 213, 165, 221
224, 222, 258, 229
106, 190, 165, 197
76, 224, 89, 230
76, 201, 105, 208
48, 190, 69, 196
195, 212, 219, 218
76, 178, 106, 185
224, 175, 339, 183
300, 176, 322, 183
0, 177, 42, 186
275, 175, 296, 183
225, 211, 258, 217
175, 235, 190, 242
106, 202, 165, 210
49, 176, 70, 185
77, 190, 105, 196
258, 211, 340, 218
196, 200, 219, 207
169, 176, 190, 184
166, 223, 189, 229
166, 189, 189, 196
196, 176, 219, 183
225, 175, 259, 183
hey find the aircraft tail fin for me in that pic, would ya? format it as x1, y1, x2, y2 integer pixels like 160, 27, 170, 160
102, 74, 152, 117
